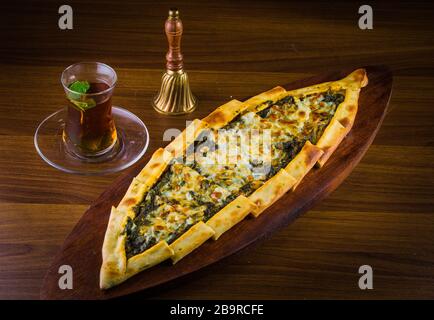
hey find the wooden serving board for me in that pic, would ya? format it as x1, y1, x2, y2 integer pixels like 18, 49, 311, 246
40, 66, 392, 299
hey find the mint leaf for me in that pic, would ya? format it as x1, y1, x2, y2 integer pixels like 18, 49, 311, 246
68, 98, 96, 111
69, 81, 90, 94
67, 81, 97, 111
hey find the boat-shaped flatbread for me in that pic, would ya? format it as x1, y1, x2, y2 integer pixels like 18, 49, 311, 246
100, 69, 368, 289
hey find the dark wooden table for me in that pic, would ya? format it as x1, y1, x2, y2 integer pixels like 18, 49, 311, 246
1, 0, 433, 299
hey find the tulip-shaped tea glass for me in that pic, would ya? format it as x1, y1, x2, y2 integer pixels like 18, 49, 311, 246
34, 62, 149, 175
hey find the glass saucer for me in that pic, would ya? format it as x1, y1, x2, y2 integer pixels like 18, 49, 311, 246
34, 106, 149, 175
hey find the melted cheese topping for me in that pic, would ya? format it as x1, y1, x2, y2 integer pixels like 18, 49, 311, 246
125, 89, 345, 257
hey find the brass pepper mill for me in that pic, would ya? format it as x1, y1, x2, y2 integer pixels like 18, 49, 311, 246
152, 8, 197, 115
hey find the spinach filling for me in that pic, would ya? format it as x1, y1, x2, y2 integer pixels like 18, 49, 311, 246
124, 89, 345, 258
323, 91, 345, 104
124, 167, 172, 258
268, 138, 305, 178
124, 161, 238, 258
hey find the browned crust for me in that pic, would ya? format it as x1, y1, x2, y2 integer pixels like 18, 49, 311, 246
169, 222, 215, 264
202, 99, 243, 130
248, 169, 297, 217
126, 241, 174, 273
100, 207, 129, 289
206, 195, 257, 240
284, 68, 367, 97
284, 141, 324, 189
117, 178, 148, 214
316, 118, 348, 167
333, 87, 362, 133
342, 68, 368, 88
243, 86, 287, 113
136, 148, 173, 185
314, 70, 368, 166
116, 148, 173, 215
164, 119, 208, 158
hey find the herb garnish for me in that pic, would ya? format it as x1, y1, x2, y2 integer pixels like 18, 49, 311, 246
69, 80, 90, 94
67, 81, 96, 111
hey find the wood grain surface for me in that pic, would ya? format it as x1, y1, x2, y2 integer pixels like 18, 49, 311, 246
0, 0, 433, 299
40, 66, 392, 299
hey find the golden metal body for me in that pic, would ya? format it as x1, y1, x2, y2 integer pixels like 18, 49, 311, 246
152, 70, 197, 115
152, 9, 197, 115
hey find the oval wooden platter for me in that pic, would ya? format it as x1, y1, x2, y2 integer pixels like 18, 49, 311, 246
40, 66, 392, 299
